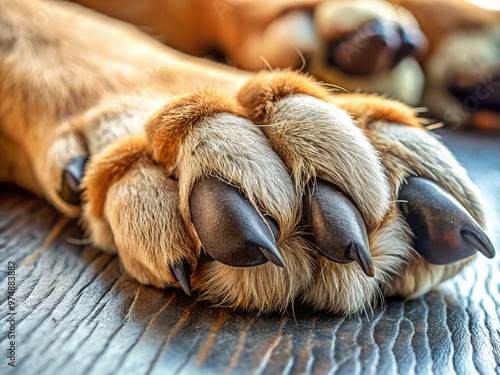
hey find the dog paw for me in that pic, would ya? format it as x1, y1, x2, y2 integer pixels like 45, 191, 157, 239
238, 72, 495, 313
68, 71, 494, 314
313, 0, 426, 76
424, 27, 500, 131
227, 0, 426, 105
310, 0, 426, 105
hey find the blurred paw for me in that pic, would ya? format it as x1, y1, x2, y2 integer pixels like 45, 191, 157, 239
229, 0, 426, 105
424, 27, 500, 131
315, 0, 426, 76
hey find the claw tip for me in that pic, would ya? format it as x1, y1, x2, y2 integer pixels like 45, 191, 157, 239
58, 156, 87, 205
259, 245, 285, 268
349, 243, 375, 277
461, 229, 496, 259
170, 260, 192, 296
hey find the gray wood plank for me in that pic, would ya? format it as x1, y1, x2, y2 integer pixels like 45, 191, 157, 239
1, 128, 499, 375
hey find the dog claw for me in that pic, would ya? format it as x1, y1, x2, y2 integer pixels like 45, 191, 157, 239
259, 240, 285, 268
462, 229, 495, 259
170, 260, 192, 296
304, 179, 374, 276
392, 26, 418, 67
348, 243, 375, 277
326, 20, 397, 76
398, 176, 496, 264
58, 156, 87, 205
189, 177, 283, 268
326, 20, 424, 75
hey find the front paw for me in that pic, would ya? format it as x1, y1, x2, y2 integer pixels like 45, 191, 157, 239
78, 71, 495, 315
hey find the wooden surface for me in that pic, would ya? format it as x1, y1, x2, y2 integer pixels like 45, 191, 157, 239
1, 128, 499, 375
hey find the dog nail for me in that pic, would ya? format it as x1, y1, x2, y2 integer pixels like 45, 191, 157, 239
170, 260, 192, 296
304, 179, 373, 275
398, 176, 496, 264
326, 20, 396, 76
58, 156, 87, 205
392, 25, 418, 67
461, 229, 495, 259
189, 176, 282, 268
348, 243, 375, 277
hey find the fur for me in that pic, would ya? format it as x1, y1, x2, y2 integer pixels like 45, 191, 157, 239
0, 0, 488, 314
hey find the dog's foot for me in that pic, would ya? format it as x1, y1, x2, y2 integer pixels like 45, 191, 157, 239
313, 0, 426, 76
238, 72, 494, 313
310, 0, 426, 105
225, 0, 426, 105
424, 27, 500, 131
52, 71, 495, 314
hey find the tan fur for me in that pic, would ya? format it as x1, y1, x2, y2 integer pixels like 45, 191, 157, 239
0, 0, 490, 314
329, 93, 423, 129
238, 71, 332, 123
145, 90, 247, 168
193, 237, 316, 313
104, 161, 197, 290
239, 73, 391, 229
72, 0, 322, 70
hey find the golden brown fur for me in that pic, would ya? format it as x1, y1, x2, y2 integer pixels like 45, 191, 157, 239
0, 0, 488, 315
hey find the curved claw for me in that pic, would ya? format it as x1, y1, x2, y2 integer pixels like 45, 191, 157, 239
326, 20, 424, 75
398, 176, 495, 265
170, 260, 192, 296
304, 179, 374, 277
58, 156, 87, 205
189, 177, 283, 268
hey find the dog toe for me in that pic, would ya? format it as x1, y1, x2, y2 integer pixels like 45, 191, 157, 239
304, 178, 374, 277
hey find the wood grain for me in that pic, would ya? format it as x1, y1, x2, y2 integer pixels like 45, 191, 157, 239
1, 129, 499, 375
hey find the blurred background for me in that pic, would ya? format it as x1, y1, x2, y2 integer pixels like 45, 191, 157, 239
70, 0, 500, 132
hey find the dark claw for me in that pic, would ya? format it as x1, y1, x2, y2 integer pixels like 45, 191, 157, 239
398, 176, 496, 264
462, 229, 495, 258
304, 179, 374, 277
348, 243, 375, 277
326, 20, 399, 76
170, 260, 192, 296
199, 249, 215, 264
392, 25, 418, 67
58, 156, 87, 205
189, 177, 283, 268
